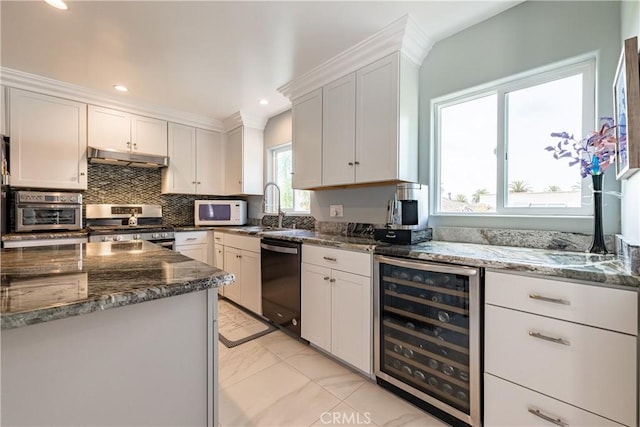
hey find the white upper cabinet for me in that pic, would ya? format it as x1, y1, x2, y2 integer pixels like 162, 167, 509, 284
162, 123, 224, 195
355, 52, 418, 184
1, 85, 7, 136
290, 52, 419, 189
224, 126, 263, 195
292, 88, 323, 190
322, 74, 356, 187
88, 105, 167, 156
9, 88, 87, 189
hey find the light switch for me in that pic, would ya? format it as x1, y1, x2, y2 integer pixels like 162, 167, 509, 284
330, 204, 344, 217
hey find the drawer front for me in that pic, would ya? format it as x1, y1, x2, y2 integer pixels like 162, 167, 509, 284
223, 233, 260, 253
302, 244, 371, 277
213, 232, 224, 245
485, 374, 625, 427
486, 271, 637, 335
175, 231, 208, 246
485, 305, 637, 426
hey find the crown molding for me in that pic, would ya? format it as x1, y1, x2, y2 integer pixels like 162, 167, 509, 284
278, 14, 433, 101
223, 111, 268, 132
0, 67, 225, 132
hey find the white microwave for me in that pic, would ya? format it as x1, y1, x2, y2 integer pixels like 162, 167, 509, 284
194, 200, 247, 226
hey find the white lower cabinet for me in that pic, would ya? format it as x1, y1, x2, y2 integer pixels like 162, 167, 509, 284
485, 374, 623, 427
222, 234, 261, 315
301, 245, 372, 374
175, 231, 209, 264
484, 271, 638, 427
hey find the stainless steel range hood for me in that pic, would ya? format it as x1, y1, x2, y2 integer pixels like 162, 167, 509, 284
87, 147, 169, 168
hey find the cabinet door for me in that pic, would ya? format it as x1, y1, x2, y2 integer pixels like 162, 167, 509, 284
131, 115, 167, 156
301, 262, 332, 352
331, 269, 371, 373
240, 127, 263, 195
162, 123, 196, 194
240, 250, 261, 315
224, 127, 243, 195
10, 89, 87, 189
292, 89, 322, 189
1, 85, 6, 135
176, 244, 208, 264
196, 128, 224, 195
223, 246, 242, 304
355, 53, 399, 183
322, 74, 356, 186
88, 105, 131, 151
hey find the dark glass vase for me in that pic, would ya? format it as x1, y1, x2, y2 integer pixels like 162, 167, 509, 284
589, 174, 607, 254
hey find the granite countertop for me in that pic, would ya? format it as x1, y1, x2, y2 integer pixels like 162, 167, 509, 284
1, 241, 234, 329
2, 230, 89, 241
375, 241, 640, 289
210, 226, 377, 252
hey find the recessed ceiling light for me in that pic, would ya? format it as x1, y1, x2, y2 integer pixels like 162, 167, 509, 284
113, 84, 129, 93
258, 99, 269, 106
44, 0, 68, 10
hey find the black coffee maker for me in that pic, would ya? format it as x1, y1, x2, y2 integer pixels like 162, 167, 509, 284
374, 183, 431, 244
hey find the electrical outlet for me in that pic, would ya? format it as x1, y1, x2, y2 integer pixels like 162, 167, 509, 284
330, 204, 344, 217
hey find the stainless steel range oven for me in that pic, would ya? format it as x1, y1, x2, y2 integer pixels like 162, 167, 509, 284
86, 204, 175, 249
374, 255, 482, 427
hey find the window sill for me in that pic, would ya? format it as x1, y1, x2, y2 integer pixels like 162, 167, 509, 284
428, 213, 600, 234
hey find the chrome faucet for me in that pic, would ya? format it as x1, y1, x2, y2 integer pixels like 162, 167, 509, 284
262, 181, 285, 228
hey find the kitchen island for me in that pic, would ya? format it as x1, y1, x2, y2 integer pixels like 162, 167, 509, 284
1, 241, 233, 427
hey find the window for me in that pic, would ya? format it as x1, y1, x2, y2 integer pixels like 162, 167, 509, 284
267, 143, 310, 213
433, 58, 595, 216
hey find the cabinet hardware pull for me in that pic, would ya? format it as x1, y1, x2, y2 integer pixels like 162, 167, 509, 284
186, 238, 197, 241
197, 181, 201, 184
354, 161, 360, 165
80, 172, 85, 176
348, 162, 354, 166
528, 331, 570, 346
329, 278, 336, 283
126, 141, 131, 146
323, 256, 337, 262
323, 276, 330, 280
529, 294, 570, 305
527, 408, 568, 427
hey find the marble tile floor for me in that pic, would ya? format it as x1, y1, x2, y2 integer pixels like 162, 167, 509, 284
218, 303, 449, 427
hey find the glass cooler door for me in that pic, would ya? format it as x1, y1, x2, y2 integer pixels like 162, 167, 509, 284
374, 256, 481, 426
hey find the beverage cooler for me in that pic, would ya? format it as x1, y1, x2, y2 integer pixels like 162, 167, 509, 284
373, 256, 482, 426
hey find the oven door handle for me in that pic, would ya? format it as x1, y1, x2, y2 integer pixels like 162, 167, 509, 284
374, 255, 478, 276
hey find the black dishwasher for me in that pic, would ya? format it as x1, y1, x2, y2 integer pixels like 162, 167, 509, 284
260, 238, 302, 336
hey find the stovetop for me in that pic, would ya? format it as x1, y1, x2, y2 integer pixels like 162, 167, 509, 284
87, 224, 175, 235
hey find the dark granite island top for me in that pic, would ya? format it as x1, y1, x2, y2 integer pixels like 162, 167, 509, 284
375, 241, 640, 289
1, 241, 234, 329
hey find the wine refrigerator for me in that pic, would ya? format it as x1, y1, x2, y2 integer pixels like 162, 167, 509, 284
373, 255, 481, 426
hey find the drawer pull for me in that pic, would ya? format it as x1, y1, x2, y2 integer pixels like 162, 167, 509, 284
529, 294, 570, 305
323, 256, 337, 262
186, 238, 197, 241
528, 331, 570, 346
528, 408, 568, 427
323, 276, 330, 281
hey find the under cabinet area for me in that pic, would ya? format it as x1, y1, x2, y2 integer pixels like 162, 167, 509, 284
88, 105, 167, 156
291, 51, 418, 190
162, 123, 224, 195
222, 234, 261, 314
301, 244, 372, 374
484, 271, 638, 427
9, 88, 87, 189
175, 231, 209, 264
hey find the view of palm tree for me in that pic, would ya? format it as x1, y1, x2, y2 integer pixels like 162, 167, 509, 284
471, 188, 489, 204
509, 180, 531, 193
546, 185, 562, 192
454, 194, 468, 203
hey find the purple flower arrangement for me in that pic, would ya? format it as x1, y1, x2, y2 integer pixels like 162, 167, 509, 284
546, 117, 618, 178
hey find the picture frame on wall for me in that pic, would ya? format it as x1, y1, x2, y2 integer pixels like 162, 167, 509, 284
614, 36, 640, 180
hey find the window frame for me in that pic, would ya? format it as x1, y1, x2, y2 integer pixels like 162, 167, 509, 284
432, 56, 596, 218
266, 142, 310, 214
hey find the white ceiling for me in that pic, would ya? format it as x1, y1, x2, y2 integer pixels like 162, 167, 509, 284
1, 1, 521, 124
